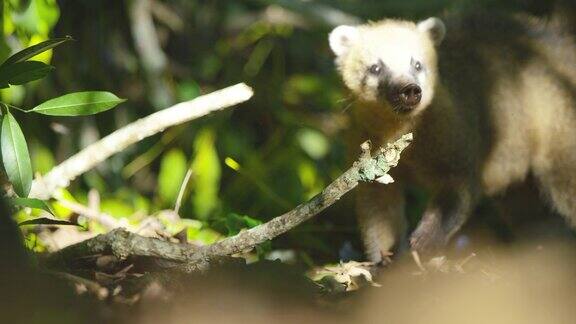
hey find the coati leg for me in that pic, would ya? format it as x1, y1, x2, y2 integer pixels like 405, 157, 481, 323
357, 182, 407, 264
535, 155, 576, 229
410, 185, 477, 252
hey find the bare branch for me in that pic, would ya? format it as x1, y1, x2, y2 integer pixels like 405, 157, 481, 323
45, 228, 194, 270
46, 134, 412, 273
177, 134, 412, 272
30, 83, 253, 199
128, 0, 172, 107
150, 0, 184, 31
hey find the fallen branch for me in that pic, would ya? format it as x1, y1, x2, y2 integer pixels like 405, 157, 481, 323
46, 228, 193, 268
177, 134, 412, 271
46, 134, 412, 272
30, 83, 253, 199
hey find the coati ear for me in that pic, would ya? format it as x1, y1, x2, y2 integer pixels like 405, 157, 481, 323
329, 25, 359, 57
417, 17, 446, 45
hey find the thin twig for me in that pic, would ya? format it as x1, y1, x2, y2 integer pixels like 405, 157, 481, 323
174, 168, 193, 215
455, 252, 477, 272
30, 83, 253, 199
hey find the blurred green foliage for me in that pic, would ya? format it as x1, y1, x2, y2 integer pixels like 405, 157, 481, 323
6, 0, 559, 264
191, 127, 221, 219
158, 148, 187, 206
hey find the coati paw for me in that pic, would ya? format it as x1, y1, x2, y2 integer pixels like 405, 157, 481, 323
366, 251, 393, 277
378, 250, 394, 266
367, 249, 394, 268
409, 209, 447, 253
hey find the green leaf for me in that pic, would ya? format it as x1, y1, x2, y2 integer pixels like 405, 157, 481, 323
0, 61, 54, 87
191, 128, 221, 219
10, 197, 54, 214
1, 112, 33, 197
0, 36, 72, 68
158, 149, 188, 205
28, 91, 125, 116
18, 218, 80, 227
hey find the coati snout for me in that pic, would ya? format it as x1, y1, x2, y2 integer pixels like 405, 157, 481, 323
368, 59, 423, 113
386, 83, 422, 113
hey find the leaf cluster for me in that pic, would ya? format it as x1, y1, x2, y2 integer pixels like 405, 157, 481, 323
0, 37, 124, 224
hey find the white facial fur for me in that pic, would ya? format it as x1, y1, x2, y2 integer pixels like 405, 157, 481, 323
329, 18, 445, 116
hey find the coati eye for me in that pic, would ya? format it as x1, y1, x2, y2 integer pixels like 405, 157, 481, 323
368, 64, 382, 75
414, 61, 423, 72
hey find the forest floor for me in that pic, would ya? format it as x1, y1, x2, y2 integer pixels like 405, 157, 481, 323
7, 223, 576, 324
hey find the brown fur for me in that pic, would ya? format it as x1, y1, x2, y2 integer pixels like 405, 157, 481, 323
333, 13, 576, 263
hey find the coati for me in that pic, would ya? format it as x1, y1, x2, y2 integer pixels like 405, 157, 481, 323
329, 13, 576, 263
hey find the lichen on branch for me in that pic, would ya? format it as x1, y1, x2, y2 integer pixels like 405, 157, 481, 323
46, 133, 413, 273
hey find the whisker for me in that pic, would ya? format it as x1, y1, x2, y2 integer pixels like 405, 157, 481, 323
337, 96, 352, 103
341, 100, 354, 113
337, 96, 356, 113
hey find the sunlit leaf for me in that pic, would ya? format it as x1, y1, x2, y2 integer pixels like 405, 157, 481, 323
18, 217, 79, 227
0, 60, 54, 87
10, 197, 54, 214
1, 112, 33, 197
158, 149, 188, 205
51, 188, 76, 218
191, 128, 221, 219
27, 35, 54, 63
28, 91, 125, 116
224, 157, 241, 171
296, 128, 329, 160
1, 36, 70, 67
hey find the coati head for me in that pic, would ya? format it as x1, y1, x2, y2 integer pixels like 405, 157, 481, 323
329, 18, 445, 116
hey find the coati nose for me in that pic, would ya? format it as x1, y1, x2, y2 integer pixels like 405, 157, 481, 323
399, 84, 422, 106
